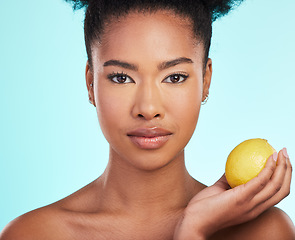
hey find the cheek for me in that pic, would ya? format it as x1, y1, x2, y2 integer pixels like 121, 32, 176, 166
166, 82, 202, 143
95, 85, 130, 142
168, 84, 202, 123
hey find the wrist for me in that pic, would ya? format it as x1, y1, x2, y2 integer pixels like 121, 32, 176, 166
174, 211, 207, 240
174, 231, 206, 240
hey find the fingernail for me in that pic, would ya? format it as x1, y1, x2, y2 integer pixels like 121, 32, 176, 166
273, 152, 278, 162
282, 148, 289, 159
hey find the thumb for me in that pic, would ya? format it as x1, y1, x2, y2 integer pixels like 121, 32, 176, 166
214, 173, 231, 189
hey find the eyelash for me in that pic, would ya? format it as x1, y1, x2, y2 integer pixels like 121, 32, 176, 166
107, 72, 135, 84
106, 71, 189, 84
162, 72, 189, 84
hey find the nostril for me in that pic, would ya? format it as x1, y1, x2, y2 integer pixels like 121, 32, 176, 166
137, 113, 161, 119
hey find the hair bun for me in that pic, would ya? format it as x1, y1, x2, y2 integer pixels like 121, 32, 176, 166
65, 0, 244, 18
201, 0, 244, 21
65, 0, 89, 10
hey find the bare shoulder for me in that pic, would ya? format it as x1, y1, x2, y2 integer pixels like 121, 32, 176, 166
0, 205, 71, 240
241, 207, 295, 239
0, 180, 101, 240
210, 207, 295, 240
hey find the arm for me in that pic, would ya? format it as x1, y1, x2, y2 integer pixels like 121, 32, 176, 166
174, 148, 293, 240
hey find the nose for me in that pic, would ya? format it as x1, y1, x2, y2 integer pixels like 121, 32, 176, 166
131, 82, 165, 120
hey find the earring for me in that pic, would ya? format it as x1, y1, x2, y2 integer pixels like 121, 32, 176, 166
89, 83, 93, 105
202, 94, 209, 105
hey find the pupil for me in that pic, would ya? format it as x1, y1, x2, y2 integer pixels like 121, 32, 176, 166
118, 75, 126, 83
171, 75, 179, 83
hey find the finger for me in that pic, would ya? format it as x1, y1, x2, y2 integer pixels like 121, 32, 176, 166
255, 148, 292, 210
251, 149, 287, 204
235, 152, 277, 202
279, 152, 292, 196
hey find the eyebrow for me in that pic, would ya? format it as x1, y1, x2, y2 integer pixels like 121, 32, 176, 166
103, 57, 193, 71
103, 60, 138, 71
157, 57, 194, 70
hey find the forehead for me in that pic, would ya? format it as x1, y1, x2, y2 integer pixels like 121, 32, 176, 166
92, 10, 204, 67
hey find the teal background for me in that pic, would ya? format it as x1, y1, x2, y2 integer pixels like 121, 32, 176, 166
1, 0, 294, 230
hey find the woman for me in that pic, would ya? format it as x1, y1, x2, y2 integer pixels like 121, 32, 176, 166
1, 0, 294, 239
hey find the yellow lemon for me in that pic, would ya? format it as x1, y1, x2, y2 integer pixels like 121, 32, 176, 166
225, 138, 276, 188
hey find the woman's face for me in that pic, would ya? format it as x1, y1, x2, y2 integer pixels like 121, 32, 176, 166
87, 10, 212, 171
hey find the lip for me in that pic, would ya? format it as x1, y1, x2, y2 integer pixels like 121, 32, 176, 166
127, 127, 172, 149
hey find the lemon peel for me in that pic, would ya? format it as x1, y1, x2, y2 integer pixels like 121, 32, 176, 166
225, 138, 276, 188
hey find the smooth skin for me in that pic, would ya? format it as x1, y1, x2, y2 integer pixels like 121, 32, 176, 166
1, 10, 294, 240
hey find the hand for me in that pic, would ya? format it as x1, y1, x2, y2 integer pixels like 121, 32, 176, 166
174, 148, 292, 240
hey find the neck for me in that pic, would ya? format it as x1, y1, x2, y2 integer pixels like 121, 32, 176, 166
96, 148, 204, 215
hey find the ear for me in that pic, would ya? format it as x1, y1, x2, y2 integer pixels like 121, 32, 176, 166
202, 58, 212, 102
86, 61, 96, 107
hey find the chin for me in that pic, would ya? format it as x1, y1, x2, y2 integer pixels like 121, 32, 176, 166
122, 148, 185, 172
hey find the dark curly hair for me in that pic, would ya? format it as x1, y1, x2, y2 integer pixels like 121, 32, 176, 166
65, 0, 244, 69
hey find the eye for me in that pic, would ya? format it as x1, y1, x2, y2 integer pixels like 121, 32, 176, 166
107, 72, 135, 84
162, 73, 188, 84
